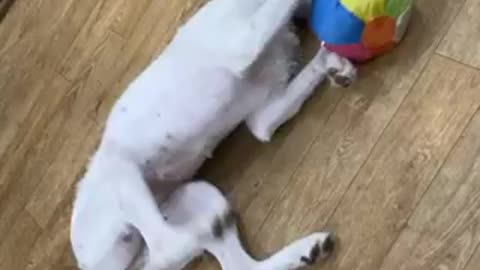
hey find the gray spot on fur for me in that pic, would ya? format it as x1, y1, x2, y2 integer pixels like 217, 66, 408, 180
120, 226, 136, 243
211, 209, 236, 239
121, 232, 134, 243
212, 217, 224, 238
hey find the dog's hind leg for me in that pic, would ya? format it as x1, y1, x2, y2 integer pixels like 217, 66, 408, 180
160, 181, 334, 270
227, 0, 302, 75
97, 154, 200, 270
206, 227, 335, 270
160, 181, 233, 243
161, 182, 258, 269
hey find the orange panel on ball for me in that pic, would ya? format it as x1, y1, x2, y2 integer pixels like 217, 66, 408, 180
370, 40, 396, 57
362, 16, 396, 49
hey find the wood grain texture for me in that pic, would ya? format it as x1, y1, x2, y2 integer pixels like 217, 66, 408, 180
57, 0, 125, 80
0, 211, 42, 270
25, 189, 74, 270
241, 0, 466, 257
1, 0, 480, 270
437, 0, 480, 69
324, 55, 480, 270
379, 99, 480, 270
0, 74, 71, 236
464, 247, 480, 270
110, 0, 152, 38
25, 31, 125, 227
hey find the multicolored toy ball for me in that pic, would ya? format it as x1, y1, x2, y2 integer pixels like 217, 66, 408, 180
311, 0, 413, 62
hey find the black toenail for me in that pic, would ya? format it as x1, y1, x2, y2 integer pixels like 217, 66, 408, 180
335, 76, 352, 87
322, 235, 335, 254
310, 243, 321, 261
327, 68, 339, 76
300, 244, 320, 265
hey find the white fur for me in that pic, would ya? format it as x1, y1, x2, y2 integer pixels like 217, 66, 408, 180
70, 0, 356, 269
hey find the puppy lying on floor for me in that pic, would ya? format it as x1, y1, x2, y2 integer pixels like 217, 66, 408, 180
70, 0, 356, 269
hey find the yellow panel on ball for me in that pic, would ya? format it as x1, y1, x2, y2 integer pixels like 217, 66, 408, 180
340, 0, 387, 22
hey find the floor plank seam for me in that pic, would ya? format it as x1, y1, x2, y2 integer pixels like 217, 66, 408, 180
52, 3, 103, 79
435, 52, 480, 72
56, 71, 73, 84
21, 121, 95, 228
461, 229, 480, 270
434, 0, 468, 52
0, 209, 39, 252
56, 0, 110, 81
24, 209, 44, 232
21, 171, 56, 229
0, 73, 59, 165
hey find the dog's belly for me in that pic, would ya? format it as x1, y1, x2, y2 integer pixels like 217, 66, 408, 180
101, 59, 259, 179
144, 151, 206, 182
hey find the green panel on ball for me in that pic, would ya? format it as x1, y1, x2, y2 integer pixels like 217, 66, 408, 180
386, 0, 413, 18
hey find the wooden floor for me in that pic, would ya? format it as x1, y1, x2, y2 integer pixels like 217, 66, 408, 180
1, 0, 480, 269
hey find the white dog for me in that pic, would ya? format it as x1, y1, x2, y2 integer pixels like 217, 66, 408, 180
70, 0, 356, 269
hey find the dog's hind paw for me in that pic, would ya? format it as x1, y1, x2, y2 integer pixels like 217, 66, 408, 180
299, 232, 335, 265
281, 232, 336, 269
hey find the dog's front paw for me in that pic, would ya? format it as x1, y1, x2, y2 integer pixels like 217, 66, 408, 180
327, 68, 355, 88
322, 48, 357, 88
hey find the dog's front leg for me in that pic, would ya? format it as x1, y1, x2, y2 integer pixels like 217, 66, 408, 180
246, 47, 357, 142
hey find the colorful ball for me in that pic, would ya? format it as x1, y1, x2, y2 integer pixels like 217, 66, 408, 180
311, 0, 413, 62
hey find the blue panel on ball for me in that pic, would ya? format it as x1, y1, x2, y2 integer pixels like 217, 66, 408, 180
311, 0, 365, 45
